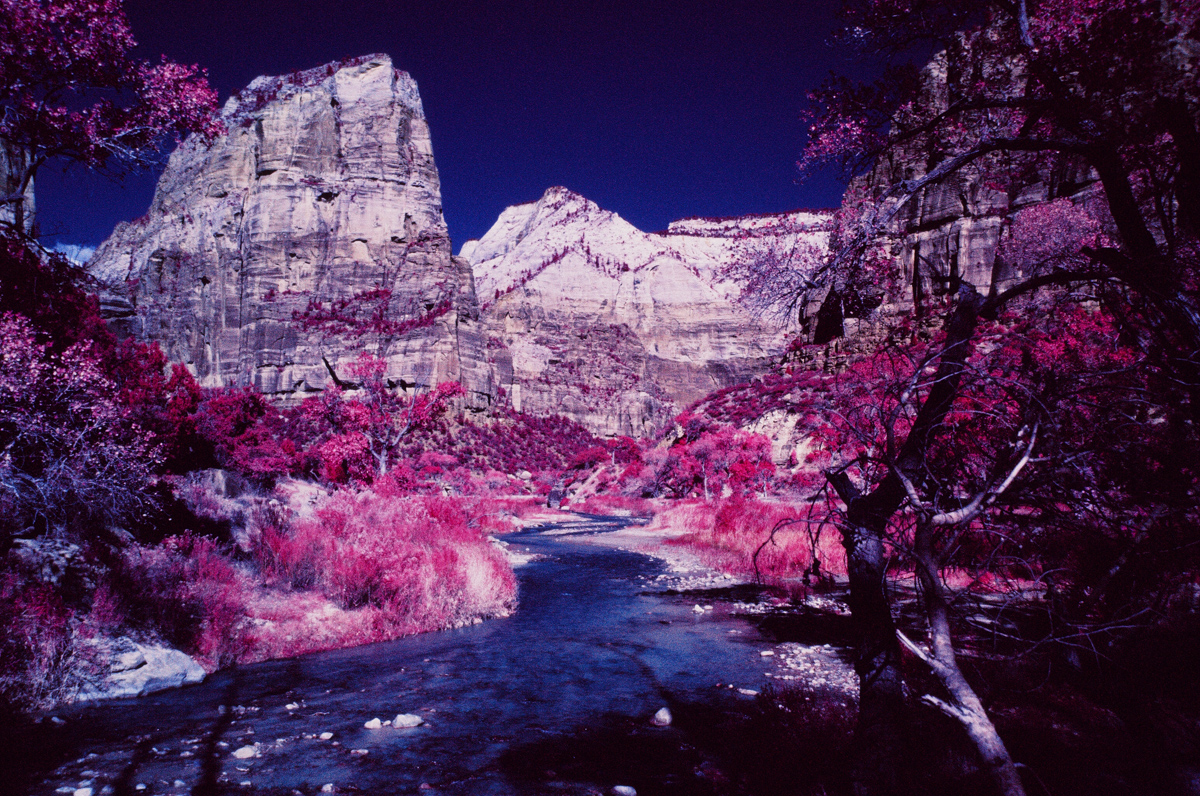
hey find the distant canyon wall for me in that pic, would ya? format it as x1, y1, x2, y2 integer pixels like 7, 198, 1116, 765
462, 187, 829, 436
91, 55, 827, 437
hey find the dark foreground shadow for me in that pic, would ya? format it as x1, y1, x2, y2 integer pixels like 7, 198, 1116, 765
497, 688, 856, 796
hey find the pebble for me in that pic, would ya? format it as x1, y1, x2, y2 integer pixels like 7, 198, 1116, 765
393, 713, 424, 728
612, 786, 638, 796
321, 785, 335, 793
72, 789, 93, 796
363, 718, 383, 729
350, 748, 369, 756
650, 707, 672, 727
285, 702, 300, 711
232, 745, 257, 759
738, 688, 759, 696
760, 650, 775, 657
319, 731, 334, 740
692, 604, 705, 613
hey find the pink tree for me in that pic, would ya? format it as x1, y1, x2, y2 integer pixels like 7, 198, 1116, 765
0, 0, 220, 232
302, 353, 464, 482
790, 3, 1200, 793
0, 312, 158, 546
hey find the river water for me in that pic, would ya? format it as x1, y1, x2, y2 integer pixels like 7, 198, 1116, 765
19, 516, 837, 796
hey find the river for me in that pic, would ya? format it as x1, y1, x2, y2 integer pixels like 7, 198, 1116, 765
15, 515, 854, 796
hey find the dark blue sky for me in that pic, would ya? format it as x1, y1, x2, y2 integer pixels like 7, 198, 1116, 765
36, 0, 857, 251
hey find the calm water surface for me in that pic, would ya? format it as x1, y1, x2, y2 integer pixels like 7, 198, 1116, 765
21, 516, 794, 796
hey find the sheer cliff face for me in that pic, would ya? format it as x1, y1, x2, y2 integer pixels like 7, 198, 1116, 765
91, 55, 488, 400
462, 187, 828, 436
90, 54, 824, 437
855, 49, 1096, 311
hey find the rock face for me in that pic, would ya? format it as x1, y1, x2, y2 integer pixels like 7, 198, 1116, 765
849, 47, 1097, 317
90, 55, 489, 402
90, 55, 830, 435
463, 187, 829, 436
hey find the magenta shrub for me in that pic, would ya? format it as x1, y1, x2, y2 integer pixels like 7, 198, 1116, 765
658, 498, 846, 584
253, 491, 516, 649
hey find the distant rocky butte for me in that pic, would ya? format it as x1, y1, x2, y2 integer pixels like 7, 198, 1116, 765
90, 54, 491, 402
90, 54, 830, 437
462, 187, 829, 436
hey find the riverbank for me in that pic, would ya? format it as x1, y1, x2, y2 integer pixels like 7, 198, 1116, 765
558, 509, 860, 704
13, 514, 828, 796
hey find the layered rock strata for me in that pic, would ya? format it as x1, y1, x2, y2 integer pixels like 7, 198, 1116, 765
851, 47, 1097, 317
462, 187, 830, 436
90, 55, 489, 401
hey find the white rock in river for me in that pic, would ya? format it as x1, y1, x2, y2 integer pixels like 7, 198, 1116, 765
692, 604, 705, 614
393, 713, 425, 728
612, 786, 638, 796
651, 707, 672, 727
232, 745, 258, 759
319, 732, 334, 740
77, 638, 206, 701
363, 718, 383, 729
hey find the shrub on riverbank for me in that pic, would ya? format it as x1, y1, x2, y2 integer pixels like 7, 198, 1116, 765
653, 498, 846, 586
116, 489, 518, 669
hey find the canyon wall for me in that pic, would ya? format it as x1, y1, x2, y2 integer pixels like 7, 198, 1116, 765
90, 54, 491, 403
849, 48, 1097, 317
90, 55, 829, 437
462, 187, 829, 436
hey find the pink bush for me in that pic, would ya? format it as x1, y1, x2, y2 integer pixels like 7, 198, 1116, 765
258, 491, 517, 635
0, 575, 98, 710
568, 493, 656, 517
119, 533, 252, 669
657, 498, 847, 585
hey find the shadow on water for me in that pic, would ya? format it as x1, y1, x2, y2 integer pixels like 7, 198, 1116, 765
662, 581, 857, 655
498, 688, 855, 796
0, 712, 78, 795
742, 606, 857, 650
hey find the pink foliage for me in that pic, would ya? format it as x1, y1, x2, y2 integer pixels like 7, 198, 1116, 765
629, 422, 777, 500
999, 198, 1113, 273
257, 491, 516, 638
657, 498, 847, 585
0, 0, 220, 230
0, 312, 160, 536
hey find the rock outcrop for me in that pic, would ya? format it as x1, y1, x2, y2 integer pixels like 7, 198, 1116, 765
90, 54, 489, 402
462, 187, 829, 435
848, 46, 1097, 317
90, 55, 830, 436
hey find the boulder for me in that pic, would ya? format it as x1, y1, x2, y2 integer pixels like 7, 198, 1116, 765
78, 637, 206, 701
